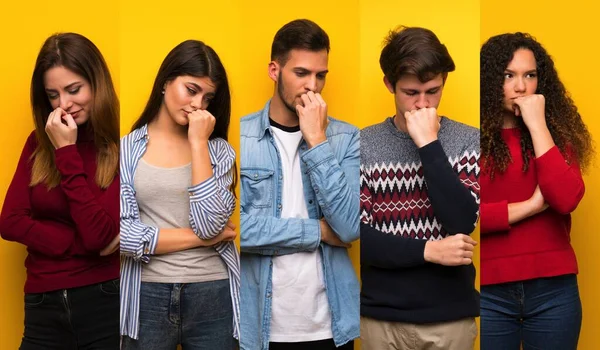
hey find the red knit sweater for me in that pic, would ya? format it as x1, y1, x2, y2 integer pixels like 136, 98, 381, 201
0, 128, 119, 293
480, 128, 583, 285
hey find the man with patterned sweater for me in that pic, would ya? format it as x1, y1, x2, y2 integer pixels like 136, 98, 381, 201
359, 26, 480, 349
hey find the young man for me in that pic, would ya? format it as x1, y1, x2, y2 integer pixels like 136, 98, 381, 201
239, 19, 360, 350
360, 26, 480, 349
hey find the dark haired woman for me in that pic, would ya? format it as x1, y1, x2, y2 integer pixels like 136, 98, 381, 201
480, 32, 593, 350
0, 32, 120, 349
120, 40, 239, 349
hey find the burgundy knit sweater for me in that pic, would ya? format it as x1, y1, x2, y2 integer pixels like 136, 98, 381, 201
0, 127, 119, 293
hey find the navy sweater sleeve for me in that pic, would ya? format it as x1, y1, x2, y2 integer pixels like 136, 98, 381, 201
419, 140, 478, 234
360, 223, 426, 268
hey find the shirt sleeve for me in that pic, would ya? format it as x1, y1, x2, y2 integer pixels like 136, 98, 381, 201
119, 138, 159, 262
188, 139, 236, 239
301, 129, 360, 243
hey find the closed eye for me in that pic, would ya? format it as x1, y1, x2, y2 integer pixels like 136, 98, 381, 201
67, 86, 81, 94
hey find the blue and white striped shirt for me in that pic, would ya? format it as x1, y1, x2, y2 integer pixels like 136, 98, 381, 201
119, 124, 240, 340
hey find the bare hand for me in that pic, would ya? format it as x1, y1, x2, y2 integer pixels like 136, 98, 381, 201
296, 91, 328, 148
320, 219, 351, 248
45, 108, 77, 149
424, 234, 477, 266
529, 185, 549, 215
513, 94, 547, 132
404, 107, 440, 148
187, 109, 215, 145
204, 220, 237, 245
100, 235, 120, 256
225, 219, 236, 230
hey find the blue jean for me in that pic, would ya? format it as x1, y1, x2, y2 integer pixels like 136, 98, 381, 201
122, 279, 234, 350
481, 274, 582, 350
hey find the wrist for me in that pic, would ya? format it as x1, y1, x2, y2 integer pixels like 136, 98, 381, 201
423, 240, 437, 263
190, 139, 209, 150
526, 197, 542, 216
414, 135, 438, 148
528, 124, 550, 138
524, 117, 548, 133
305, 133, 327, 149
55, 142, 76, 150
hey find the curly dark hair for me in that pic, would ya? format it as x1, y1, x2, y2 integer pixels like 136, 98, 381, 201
480, 32, 593, 178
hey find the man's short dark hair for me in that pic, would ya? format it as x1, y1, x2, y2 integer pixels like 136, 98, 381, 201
271, 19, 330, 65
380, 26, 455, 89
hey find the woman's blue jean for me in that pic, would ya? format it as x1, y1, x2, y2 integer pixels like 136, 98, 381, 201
481, 274, 582, 350
122, 279, 234, 350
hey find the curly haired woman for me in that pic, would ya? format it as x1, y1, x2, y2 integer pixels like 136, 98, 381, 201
479, 32, 594, 350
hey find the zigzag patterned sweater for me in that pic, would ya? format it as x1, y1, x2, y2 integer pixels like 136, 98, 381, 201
360, 116, 480, 323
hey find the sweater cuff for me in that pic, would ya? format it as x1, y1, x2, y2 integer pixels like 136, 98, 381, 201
55, 144, 85, 176
480, 201, 510, 233
418, 140, 446, 165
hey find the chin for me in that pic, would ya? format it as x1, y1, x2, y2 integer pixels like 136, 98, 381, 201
74, 117, 90, 126
175, 115, 189, 126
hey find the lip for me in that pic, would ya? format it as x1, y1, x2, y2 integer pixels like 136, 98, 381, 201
69, 109, 83, 118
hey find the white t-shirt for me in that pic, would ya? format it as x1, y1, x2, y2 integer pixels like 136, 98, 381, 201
269, 121, 333, 342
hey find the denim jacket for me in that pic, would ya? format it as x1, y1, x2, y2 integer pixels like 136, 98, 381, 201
239, 100, 360, 349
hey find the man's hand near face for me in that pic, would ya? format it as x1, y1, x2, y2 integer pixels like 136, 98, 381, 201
296, 91, 329, 148
405, 107, 441, 148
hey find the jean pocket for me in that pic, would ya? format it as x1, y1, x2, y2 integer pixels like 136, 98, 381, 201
241, 168, 274, 209
24, 293, 45, 307
99, 279, 120, 295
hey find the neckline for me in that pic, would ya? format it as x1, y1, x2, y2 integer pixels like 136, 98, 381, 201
139, 158, 192, 170
269, 117, 301, 133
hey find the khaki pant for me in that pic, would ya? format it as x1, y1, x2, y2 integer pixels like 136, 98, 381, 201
360, 316, 477, 350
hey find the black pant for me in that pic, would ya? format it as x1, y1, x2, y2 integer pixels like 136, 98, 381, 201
20, 279, 120, 350
270, 339, 354, 350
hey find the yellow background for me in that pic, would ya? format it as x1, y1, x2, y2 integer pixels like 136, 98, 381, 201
481, 1, 600, 349
0, 1, 119, 348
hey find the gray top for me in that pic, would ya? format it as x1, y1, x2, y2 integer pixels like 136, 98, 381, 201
135, 159, 228, 283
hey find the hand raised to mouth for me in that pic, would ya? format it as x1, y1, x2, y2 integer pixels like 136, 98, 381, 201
45, 107, 78, 149
296, 91, 329, 149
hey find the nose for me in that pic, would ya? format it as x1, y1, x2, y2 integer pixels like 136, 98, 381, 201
304, 75, 318, 93
514, 76, 526, 93
58, 94, 73, 111
190, 95, 203, 111
414, 93, 428, 109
